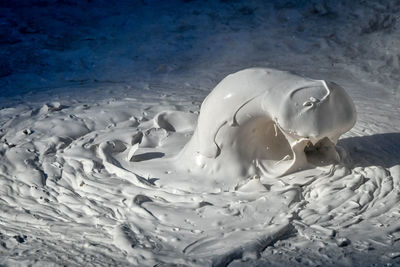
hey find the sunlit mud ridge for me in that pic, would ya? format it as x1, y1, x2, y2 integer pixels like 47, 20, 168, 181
0, 75, 399, 266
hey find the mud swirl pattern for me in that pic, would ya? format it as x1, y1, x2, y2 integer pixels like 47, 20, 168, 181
0, 96, 399, 266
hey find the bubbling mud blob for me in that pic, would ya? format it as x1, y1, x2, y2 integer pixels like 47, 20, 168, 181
179, 68, 357, 181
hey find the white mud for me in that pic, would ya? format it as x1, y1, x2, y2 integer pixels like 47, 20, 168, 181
178, 68, 356, 187
0, 70, 399, 266
1, 1, 400, 265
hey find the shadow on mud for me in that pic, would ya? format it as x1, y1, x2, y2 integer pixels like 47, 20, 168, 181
338, 133, 400, 168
